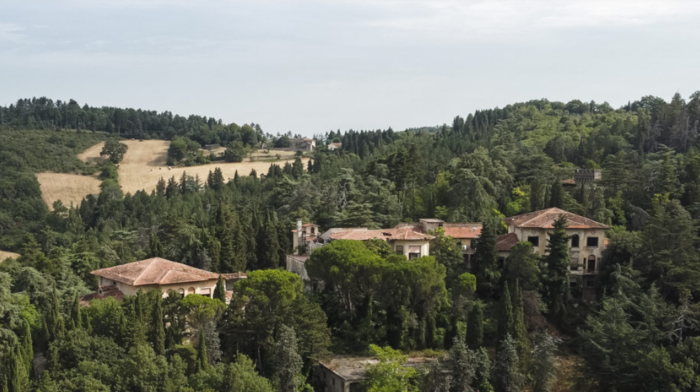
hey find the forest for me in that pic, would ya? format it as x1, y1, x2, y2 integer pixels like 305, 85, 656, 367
1, 91, 700, 391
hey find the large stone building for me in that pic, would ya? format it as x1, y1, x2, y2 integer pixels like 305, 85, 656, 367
88, 257, 245, 301
396, 219, 482, 262
496, 208, 609, 288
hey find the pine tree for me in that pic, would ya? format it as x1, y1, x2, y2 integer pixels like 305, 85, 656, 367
151, 294, 166, 356
214, 275, 227, 304
45, 286, 65, 342
149, 232, 164, 258
532, 333, 558, 392
497, 282, 514, 346
466, 302, 484, 348
35, 371, 57, 392
69, 293, 81, 331
197, 329, 208, 372
544, 215, 570, 319
274, 325, 303, 392
473, 347, 494, 392
493, 334, 524, 392
511, 280, 531, 369
422, 359, 451, 392
449, 337, 475, 392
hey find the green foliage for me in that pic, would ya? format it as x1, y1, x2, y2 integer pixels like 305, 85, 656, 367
493, 334, 524, 392
224, 354, 274, 392
542, 215, 570, 318
531, 333, 558, 392
471, 220, 500, 296
466, 302, 484, 348
496, 282, 514, 345
364, 345, 418, 392
100, 140, 128, 163
503, 242, 540, 291
274, 325, 304, 392
214, 275, 226, 304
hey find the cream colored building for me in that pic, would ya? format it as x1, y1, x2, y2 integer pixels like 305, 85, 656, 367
91, 257, 223, 299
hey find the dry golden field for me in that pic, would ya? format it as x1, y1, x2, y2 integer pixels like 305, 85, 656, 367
36, 140, 308, 207
36, 172, 102, 208
0, 251, 20, 262
77, 141, 106, 163
118, 140, 308, 194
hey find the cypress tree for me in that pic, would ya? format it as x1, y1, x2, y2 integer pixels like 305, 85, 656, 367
69, 293, 81, 331
493, 334, 524, 392
550, 179, 563, 208
256, 213, 280, 269
45, 286, 65, 343
151, 294, 166, 356
471, 220, 500, 296
473, 347, 494, 392
532, 333, 558, 392
35, 371, 57, 392
544, 215, 570, 319
197, 329, 208, 372
466, 302, 484, 348
275, 325, 303, 392
8, 344, 29, 392
214, 275, 226, 304
1, 376, 7, 392
497, 282, 514, 346
449, 337, 475, 392
511, 280, 531, 370
148, 232, 164, 258
20, 322, 33, 378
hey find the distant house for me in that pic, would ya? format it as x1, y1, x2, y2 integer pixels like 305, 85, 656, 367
562, 169, 602, 187
327, 142, 342, 151
396, 219, 482, 262
496, 208, 609, 290
86, 257, 246, 304
289, 137, 316, 151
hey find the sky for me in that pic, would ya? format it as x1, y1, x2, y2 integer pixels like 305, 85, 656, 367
1, 0, 699, 136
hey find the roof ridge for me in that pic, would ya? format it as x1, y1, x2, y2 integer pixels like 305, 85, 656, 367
133, 257, 158, 286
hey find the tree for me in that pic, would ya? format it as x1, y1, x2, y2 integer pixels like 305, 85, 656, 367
466, 302, 484, 348
364, 345, 418, 392
510, 280, 530, 370
150, 293, 165, 356
543, 215, 569, 319
196, 329, 208, 372
503, 242, 540, 291
421, 359, 450, 392
471, 220, 500, 295
214, 275, 226, 304
497, 282, 514, 345
148, 233, 164, 258
430, 227, 465, 283
45, 286, 65, 342
274, 325, 304, 392
224, 354, 274, 392
69, 293, 82, 330
493, 334, 524, 392
473, 347, 494, 392
20, 321, 33, 378
100, 139, 128, 163
531, 333, 558, 392
449, 338, 475, 392
8, 343, 29, 392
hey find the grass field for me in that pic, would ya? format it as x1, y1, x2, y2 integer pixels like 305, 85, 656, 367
0, 251, 20, 262
77, 141, 106, 163
118, 140, 308, 194
36, 172, 102, 208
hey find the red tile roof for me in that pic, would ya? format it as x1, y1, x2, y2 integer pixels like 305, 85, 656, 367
495, 233, 520, 251
221, 272, 247, 281
443, 223, 482, 239
330, 228, 434, 241
92, 257, 219, 286
79, 285, 124, 306
505, 208, 608, 229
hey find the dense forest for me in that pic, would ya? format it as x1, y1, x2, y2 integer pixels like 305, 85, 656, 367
1, 91, 700, 391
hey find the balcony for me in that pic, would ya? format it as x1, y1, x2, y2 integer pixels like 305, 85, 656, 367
569, 262, 585, 275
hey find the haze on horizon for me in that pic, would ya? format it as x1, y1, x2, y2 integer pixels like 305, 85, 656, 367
1, 0, 699, 136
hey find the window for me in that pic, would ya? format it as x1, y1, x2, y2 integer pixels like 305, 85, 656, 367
395, 245, 404, 255
571, 234, 579, 248
527, 236, 540, 247
178, 288, 185, 296
408, 245, 421, 260
188, 287, 195, 295
587, 237, 599, 247
498, 257, 505, 269
586, 279, 596, 287
200, 288, 211, 298
587, 255, 596, 273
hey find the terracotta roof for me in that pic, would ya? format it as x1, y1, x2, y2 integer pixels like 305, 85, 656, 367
329, 228, 434, 241
221, 272, 247, 281
91, 258, 219, 286
505, 208, 609, 229
80, 285, 124, 306
443, 223, 482, 239
420, 218, 444, 223
495, 233, 519, 251
302, 223, 318, 227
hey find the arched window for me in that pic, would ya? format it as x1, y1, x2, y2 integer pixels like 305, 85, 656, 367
571, 234, 580, 248
188, 287, 196, 295
587, 255, 596, 273
178, 288, 185, 296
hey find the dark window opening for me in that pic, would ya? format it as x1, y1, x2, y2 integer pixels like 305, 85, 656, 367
587, 255, 596, 273
586, 279, 596, 287
571, 234, 579, 248
587, 237, 599, 247
498, 257, 505, 269
527, 236, 540, 247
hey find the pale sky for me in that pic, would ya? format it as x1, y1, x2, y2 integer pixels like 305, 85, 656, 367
1, 0, 699, 136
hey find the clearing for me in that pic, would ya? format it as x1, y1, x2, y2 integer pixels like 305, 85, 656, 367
36, 172, 102, 208
77, 141, 106, 163
36, 140, 309, 207
0, 251, 20, 262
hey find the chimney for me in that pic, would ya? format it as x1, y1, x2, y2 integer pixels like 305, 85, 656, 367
296, 219, 303, 255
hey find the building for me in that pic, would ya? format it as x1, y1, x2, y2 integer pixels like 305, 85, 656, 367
396, 219, 482, 262
327, 142, 342, 151
292, 220, 321, 254
88, 257, 245, 302
314, 356, 436, 392
496, 208, 609, 288
562, 169, 603, 187
289, 137, 316, 151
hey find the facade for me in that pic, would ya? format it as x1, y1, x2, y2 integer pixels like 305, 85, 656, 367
289, 137, 316, 151
314, 356, 435, 392
396, 219, 482, 262
327, 142, 342, 151
497, 208, 609, 288
89, 257, 240, 301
